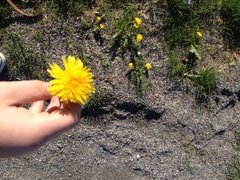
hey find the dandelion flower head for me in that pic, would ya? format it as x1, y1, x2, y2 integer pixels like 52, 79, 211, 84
134, 17, 142, 28
145, 63, 152, 70
196, 31, 203, 38
48, 56, 95, 105
96, 16, 102, 22
99, 23, 105, 29
136, 33, 143, 42
128, 62, 134, 69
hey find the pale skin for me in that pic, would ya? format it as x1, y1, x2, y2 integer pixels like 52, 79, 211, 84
0, 80, 81, 157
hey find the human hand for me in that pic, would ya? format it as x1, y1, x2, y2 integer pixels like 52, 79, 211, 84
0, 80, 81, 157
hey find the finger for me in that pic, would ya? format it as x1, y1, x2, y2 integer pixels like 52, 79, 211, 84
40, 103, 81, 138
29, 100, 44, 113
0, 80, 51, 106
45, 96, 60, 113
50, 103, 81, 127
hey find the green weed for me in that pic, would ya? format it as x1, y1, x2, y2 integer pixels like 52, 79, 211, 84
84, 87, 112, 110
195, 0, 221, 17
127, 54, 152, 95
111, 5, 142, 54
92, 14, 106, 44
168, 51, 218, 97
0, 1, 11, 27
168, 51, 188, 78
45, 0, 96, 17
104, 0, 146, 9
5, 32, 49, 80
186, 68, 218, 97
222, 0, 240, 46
164, 0, 198, 47
164, 0, 220, 48
33, 30, 44, 43
189, 44, 201, 60
161, 0, 219, 99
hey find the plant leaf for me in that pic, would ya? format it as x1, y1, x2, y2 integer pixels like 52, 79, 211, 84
190, 44, 201, 60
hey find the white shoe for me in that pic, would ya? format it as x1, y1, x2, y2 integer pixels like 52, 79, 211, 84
0, 52, 6, 73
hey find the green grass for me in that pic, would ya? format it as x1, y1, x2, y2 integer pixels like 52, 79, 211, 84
111, 4, 138, 51
160, 0, 221, 99
5, 32, 49, 80
104, 0, 145, 9
188, 68, 218, 97
164, 0, 199, 48
45, 0, 96, 18
84, 87, 112, 111
108, 4, 150, 95
163, 0, 220, 48
168, 51, 188, 78
127, 55, 152, 95
0, 1, 11, 27
222, 0, 240, 46
196, 0, 221, 16
168, 50, 218, 98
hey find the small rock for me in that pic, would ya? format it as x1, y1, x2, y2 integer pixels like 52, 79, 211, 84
56, 143, 63, 149
133, 154, 141, 160
136, 154, 141, 159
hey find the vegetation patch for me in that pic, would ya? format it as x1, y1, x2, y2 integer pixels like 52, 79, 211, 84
161, 0, 222, 99
4, 32, 48, 80
221, 0, 240, 47
45, 0, 96, 17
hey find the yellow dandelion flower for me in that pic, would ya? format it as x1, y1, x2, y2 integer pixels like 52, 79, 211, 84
196, 31, 203, 38
48, 56, 95, 105
135, 17, 142, 25
99, 23, 105, 29
134, 23, 140, 28
136, 34, 143, 42
133, 17, 142, 28
96, 16, 102, 22
145, 63, 152, 70
128, 62, 134, 69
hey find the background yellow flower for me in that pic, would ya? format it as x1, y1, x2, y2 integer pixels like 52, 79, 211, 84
48, 56, 95, 105
197, 31, 203, 38
96, 16, 101, 22
99, 24, 105, 29
145, 63, 152, 70
134, 17, 142, 28
136, 34, 143, 42
128, 62, 134, 69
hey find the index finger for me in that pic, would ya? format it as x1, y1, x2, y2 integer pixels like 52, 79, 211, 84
0, 80, 51, 106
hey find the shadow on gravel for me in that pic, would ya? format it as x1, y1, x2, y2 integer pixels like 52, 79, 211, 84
93, 31, 104, 46
81, 99, 165, 126
81, 106, 112, 119
109, 39, 121, 61
116, 101, 165, 121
